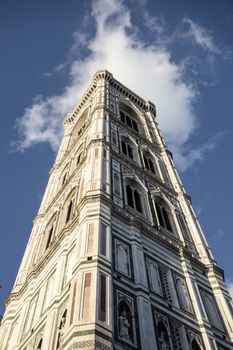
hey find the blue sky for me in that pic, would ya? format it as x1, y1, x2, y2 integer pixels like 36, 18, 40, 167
0, 0, 233, 314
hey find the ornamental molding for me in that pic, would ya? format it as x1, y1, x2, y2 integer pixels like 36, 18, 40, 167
64, 70, 156, 128
67, 340, 112, 350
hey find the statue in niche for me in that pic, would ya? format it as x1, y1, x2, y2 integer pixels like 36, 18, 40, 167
157, 320, 170, 350
117, 243, 129, 275
56, 310, 67, 349
118, 301, 133, 342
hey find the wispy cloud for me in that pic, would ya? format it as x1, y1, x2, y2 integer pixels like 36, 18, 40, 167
211, 228, 224, 241
182, 18, 221, 56
227, 281, 233, 299
175, 132, 226, 171
13, 0, 226, 171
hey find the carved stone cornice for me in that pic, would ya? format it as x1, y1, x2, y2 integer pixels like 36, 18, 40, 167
64, 70, 156, 128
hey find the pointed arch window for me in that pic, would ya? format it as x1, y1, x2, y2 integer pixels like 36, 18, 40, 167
143, 153, 156, 174
45, 225, 54, 250
121, 140, 134, 159
155, 202, 173, 232
60, 163, 70, 188
66, 200, 73, 223
126, 184, 143, 214
176, 212, 190, 241
120, 110, 139, 133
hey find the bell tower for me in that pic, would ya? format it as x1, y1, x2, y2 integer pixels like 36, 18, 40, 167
0, 70, 232, 350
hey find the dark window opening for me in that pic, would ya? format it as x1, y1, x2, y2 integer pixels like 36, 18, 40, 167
128, 144, 133, 159
143, 154, 149, 170
162, 207, 173, 232
126, 184, 143, 214
149, 159, 155, 173
77, 153, 81, 165
134, 190, 142, 213
126, 115, 132, 128
120, 111, 139, 133
62, 173, 67, 186
132, 120, 139, 132
66, 200, 73, 223
37, 338, 43, 350
99, 274, 107, 322
126, 185, 134, 208
156, 203, 165, 228
121, 141, 127, 155
120, 111, 125, 123
45, 226, 54, 250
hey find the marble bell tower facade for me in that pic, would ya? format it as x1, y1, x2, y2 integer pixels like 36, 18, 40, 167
0, 70, 233, 350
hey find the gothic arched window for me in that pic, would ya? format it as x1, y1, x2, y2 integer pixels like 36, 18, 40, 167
118, 300, 133, 342
42, 214, 57, 253
121, 140, 134, 159
126, 183, 143, 214
45, 225, 54, 250
56, 309, 67, 349
176, 212, 191, 241
60, 163, 70, 188
155, 201, 173, 232
120, 111, 139, 133
66, 200, 73, 223
143, 152, 156, 174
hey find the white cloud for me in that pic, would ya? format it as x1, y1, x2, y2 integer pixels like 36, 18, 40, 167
182, 18, 221, 56
175, 132, 225, 171
227, 281, 233, 300
14, 0, 223, 170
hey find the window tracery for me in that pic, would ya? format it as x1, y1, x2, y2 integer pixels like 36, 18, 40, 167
142, 151, 157, 174
155, 200, 173, 233
121, 139, 134, 159
120, 110, 139, 132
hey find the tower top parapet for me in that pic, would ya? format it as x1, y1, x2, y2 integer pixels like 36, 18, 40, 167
64, 70, 156, 127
